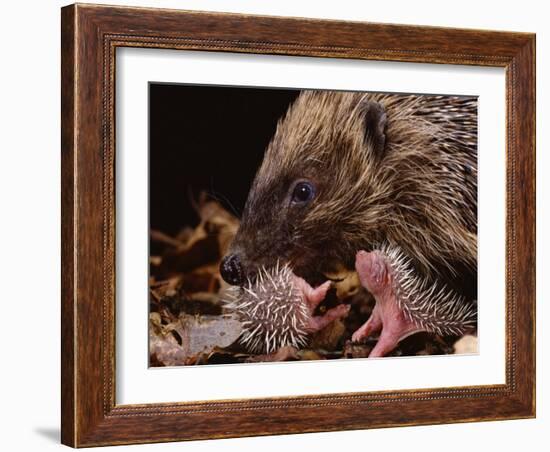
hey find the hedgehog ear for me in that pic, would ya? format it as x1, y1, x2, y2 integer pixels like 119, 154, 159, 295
361, 100, 387, 157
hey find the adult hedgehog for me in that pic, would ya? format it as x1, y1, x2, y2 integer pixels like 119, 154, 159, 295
220, 90, 478, 357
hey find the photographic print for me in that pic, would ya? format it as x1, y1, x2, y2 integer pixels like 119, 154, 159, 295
61, 5, 536, 445
148, 84, 478, 366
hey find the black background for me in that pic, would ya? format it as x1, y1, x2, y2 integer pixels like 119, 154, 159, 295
149, 83, 299, 235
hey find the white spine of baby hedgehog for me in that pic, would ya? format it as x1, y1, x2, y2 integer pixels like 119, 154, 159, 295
224, 263, 310, 354
376, 243, 476, 336
223, 263, 350, 354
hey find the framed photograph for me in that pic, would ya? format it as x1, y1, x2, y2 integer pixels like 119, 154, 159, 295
61, 3, 536, 447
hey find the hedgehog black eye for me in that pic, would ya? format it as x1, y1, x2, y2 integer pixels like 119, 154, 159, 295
291, 181, 315, 205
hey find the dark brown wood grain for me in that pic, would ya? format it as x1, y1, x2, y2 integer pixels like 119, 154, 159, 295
61, 3, 536, 447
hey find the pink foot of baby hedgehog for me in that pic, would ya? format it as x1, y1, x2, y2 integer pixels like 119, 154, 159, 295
352, 247, 476, 358
293, 276, 351, 333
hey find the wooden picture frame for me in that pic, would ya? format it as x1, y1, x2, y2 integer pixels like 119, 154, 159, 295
61, 3, 536, 447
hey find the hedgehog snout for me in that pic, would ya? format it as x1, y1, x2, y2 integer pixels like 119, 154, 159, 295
220, 253, 246, 286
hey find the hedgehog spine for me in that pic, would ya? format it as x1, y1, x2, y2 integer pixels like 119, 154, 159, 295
378, 242, 476, 336
223, 263, 311, 354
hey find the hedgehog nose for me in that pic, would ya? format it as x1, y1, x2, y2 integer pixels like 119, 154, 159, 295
220, 254, 245, 286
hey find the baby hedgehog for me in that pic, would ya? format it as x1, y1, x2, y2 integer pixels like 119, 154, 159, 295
224, 263, 349, 354
220, 90, 478, 357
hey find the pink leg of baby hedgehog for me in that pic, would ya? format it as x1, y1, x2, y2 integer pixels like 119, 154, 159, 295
293, 277, 351, 333
352, 250, 424, 357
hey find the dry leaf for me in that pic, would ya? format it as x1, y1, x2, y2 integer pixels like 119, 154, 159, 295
245, 346, 299, 363
170, 314, 242, 359
344, 340, 375, 358
149, 313, 189, 366
324, 266, 361, 300
149, 313, 242, 366
453, 334, 478, 354
310, 319, 346, 351
297, 350, 325, 360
